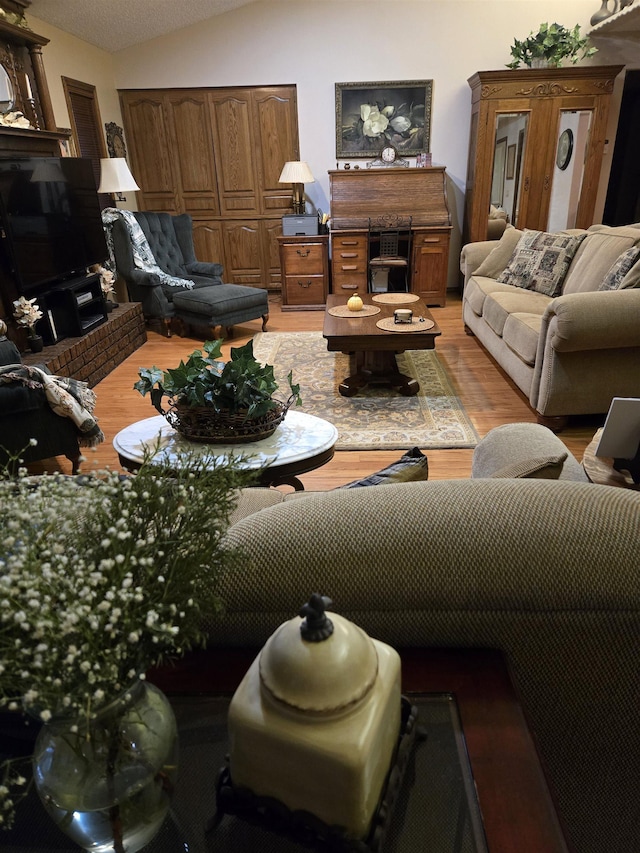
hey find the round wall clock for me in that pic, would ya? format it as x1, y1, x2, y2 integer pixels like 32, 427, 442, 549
556, 129, 573, 171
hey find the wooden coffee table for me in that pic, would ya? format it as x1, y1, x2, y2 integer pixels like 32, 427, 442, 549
323, 293, 441, 396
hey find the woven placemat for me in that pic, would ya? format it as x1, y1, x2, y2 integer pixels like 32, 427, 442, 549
328, 304, 381, 318
372, 293, 420, 304
376, 316, 435, 332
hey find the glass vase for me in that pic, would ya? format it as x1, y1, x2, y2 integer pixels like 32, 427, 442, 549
32, 679, 178, 853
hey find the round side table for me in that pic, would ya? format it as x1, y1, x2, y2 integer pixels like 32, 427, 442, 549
581, 428, 640, 489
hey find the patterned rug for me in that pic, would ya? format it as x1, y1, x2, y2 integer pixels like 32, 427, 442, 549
252, 332, 478, 450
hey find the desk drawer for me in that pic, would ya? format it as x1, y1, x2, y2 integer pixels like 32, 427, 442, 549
281, 242, 325, 275
283, 275, 326, 306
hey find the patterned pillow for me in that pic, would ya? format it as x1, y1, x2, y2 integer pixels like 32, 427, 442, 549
338, 447, 428, 488
598, 246, 640, 291
497, 230, 587, 296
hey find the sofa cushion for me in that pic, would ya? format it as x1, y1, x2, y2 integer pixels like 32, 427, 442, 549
502, 312, 543, 366
497, 230, 587, 296
483, 289, 551, 338
563, 226, 640, 294
472, 226, 524, 278
464, 276, 517, 317
488, 451, 568, 480
598, 246, 640, 291
339, 447, 428, 488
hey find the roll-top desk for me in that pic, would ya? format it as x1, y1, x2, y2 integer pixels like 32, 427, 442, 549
329, 167, 452, 306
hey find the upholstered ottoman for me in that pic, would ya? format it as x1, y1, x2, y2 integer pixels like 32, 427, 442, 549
171, 284, 269, 336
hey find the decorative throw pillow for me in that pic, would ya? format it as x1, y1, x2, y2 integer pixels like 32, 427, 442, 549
497, 230, 587, 297
598, 246, 640, 291
488, 451, 568, 480
338, 447, 428, 488
472, 226, 523, 278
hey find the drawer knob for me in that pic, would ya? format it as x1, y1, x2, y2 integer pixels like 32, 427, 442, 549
340, 252, 358, 258
341, 264, 358, 271
340, 284, 358, 290
297, 280, 312, 288
297, 248, 310, 257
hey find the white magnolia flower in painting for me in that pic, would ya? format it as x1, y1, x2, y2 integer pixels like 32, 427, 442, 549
361, 104, 389, 137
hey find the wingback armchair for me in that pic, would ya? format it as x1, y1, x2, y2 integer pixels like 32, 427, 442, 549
110, 211, 269, 338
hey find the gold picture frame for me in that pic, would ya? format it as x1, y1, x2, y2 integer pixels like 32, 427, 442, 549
336, 80, 432, 159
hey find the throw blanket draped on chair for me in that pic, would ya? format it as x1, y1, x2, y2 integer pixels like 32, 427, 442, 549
0, 365, 105, 447
101, 208, 195, 290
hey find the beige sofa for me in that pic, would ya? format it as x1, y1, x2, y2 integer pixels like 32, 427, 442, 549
460, 224, 640, 429
204, 424, 639, 853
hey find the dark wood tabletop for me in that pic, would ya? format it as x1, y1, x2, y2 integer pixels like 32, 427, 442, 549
150, 646, 570, 853
323, 293, 441, 353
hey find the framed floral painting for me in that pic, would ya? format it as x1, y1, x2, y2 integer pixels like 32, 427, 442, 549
335, 80, 432, 158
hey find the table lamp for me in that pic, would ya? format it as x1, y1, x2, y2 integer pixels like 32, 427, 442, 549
278, 160, 314, 215
98, 157, 139, 202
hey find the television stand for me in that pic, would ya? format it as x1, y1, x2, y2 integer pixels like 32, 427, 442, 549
43, 272, 107, 342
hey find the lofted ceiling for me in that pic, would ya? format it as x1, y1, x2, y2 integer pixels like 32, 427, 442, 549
27, 0, 260, 53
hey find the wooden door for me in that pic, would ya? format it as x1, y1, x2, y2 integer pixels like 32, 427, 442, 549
251, 86, 299, 214
411, 229, 450, 306
222, 220, 263, 286
263, 218, 283, 288
192, 220, 225, 268
209, 90, 258, 216
120, 91, 178, 213
164, 91, 219, 219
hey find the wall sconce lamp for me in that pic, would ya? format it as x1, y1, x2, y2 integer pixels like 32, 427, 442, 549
98, 157, 139, 202
278, 160, 315, 215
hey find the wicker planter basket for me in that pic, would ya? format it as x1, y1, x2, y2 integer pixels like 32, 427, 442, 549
163, 398, 292, 444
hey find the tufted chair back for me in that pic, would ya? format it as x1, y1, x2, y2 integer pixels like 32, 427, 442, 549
133, 211, 193, 278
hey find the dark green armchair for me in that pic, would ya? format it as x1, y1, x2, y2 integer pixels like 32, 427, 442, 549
0, 329, 82, 473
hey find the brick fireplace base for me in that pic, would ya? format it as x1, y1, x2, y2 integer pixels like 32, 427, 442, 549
22, 302, 147, 387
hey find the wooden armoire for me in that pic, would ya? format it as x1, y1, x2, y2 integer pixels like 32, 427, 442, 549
119, 86, 299, 290
464, 66, 624, 244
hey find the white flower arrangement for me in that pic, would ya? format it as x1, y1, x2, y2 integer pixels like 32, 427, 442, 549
0, 453, 253, 828
96, 265, 116, 297
12, 296, 43, 337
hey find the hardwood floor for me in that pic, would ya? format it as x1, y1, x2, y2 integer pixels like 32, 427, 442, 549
31, 291, 600, 487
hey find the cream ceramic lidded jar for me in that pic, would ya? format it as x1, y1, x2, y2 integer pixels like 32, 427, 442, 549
227, 595, 401, 840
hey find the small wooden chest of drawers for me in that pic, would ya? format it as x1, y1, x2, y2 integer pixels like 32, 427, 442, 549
330, 232, 368, 295
278, 234, 329, 310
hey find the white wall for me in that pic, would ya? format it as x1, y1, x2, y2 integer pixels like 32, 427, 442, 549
29, 1, 626, 285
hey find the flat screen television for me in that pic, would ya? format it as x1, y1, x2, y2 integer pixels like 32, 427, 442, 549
0, 157, 108, 296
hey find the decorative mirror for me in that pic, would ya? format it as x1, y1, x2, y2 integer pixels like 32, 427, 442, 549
0, 65, 14, 113
490, 112, 529, 227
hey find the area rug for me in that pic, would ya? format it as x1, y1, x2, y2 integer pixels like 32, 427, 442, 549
252, 332, 478, 450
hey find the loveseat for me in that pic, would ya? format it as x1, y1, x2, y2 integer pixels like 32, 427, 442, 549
460, 224, 640, 429
200, 424, 639, 853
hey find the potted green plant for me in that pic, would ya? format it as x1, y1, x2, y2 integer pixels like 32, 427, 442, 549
135, 338, 301, 444
507, 22, 597, 69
